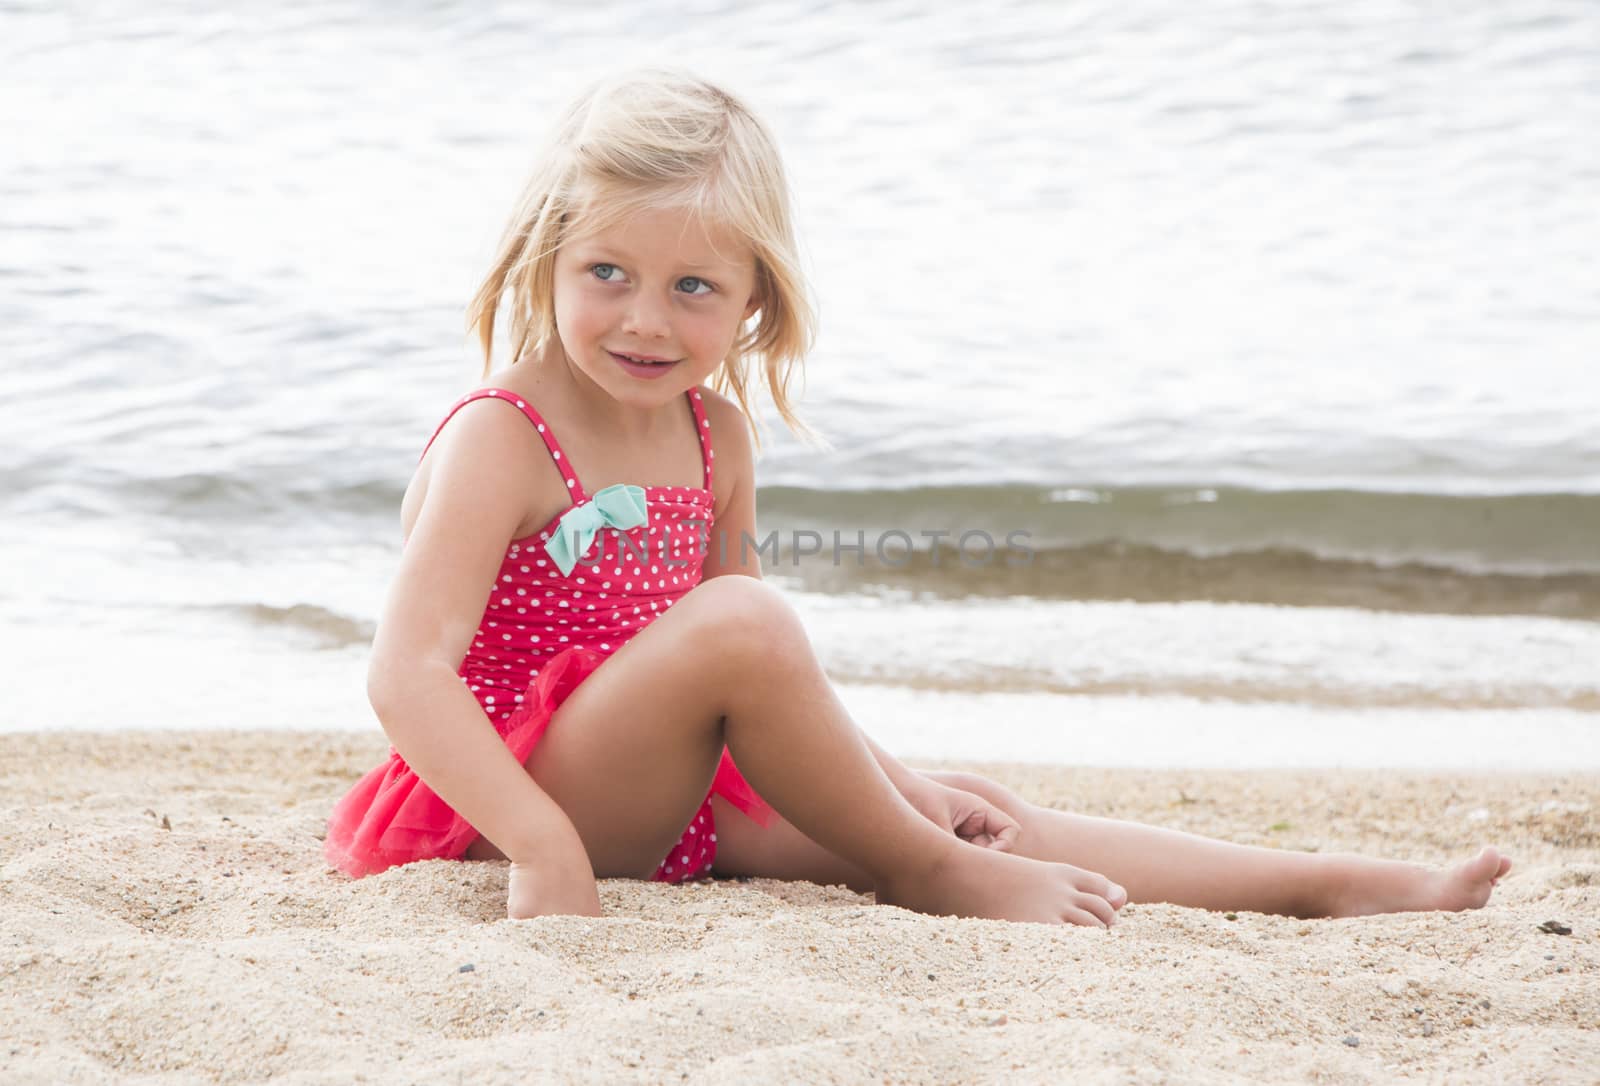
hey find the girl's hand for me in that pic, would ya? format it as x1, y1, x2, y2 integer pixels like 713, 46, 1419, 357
907, 780, 1020, 851
506, 857, 604, 920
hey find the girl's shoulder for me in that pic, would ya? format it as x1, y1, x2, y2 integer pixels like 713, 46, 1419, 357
401, 381, 573, 546
427, 377, 567, 464
695, 385, 753, 448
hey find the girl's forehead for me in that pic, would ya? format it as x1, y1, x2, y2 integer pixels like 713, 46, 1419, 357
567, 205, 753, 269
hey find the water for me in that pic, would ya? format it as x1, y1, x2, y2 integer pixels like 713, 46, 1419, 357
4, 1, 1598, 766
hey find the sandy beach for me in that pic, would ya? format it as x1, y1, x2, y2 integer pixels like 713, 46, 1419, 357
1, 729, 1595, 1084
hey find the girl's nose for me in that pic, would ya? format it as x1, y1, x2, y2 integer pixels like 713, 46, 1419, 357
621, 292, 671, 339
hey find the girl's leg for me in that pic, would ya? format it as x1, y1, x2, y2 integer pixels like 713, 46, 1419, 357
923, 770, 1512, 918
478, 576, 1125, 927
710, 793, 875, 893
712, 772, 1511, 920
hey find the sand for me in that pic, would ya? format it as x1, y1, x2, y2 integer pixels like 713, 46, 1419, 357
1, 729, 1595, 1084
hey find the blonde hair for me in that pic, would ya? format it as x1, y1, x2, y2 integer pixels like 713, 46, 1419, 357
467, 70, 818, 450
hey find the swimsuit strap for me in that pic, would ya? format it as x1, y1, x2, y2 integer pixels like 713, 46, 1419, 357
687, 386, 714, 492
418, 388, 588, 503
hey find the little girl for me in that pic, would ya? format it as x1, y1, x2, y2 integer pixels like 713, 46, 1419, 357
326, 70, 1512, 927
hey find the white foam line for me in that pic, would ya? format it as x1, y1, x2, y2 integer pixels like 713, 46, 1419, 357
839, 684, 1600, 771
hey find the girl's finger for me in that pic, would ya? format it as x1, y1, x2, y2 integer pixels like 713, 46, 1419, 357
992, 814, 1022, 849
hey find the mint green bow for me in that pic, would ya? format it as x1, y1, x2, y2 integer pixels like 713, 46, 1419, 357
543, 483, 649, 575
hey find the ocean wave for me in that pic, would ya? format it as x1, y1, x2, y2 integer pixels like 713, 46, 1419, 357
757, 484, 1600, 578
11, 468, 1600, 618
200, 603, 375, 650
770, 539, 1600, 621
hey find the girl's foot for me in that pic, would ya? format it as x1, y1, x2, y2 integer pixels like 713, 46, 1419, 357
876, 841, 1129, 928
1325, 845, 1513, 918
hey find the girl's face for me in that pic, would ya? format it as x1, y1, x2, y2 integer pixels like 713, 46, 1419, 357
551, 203, 760, 408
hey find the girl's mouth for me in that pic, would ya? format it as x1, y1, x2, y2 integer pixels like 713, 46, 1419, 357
609, 350, 681, 379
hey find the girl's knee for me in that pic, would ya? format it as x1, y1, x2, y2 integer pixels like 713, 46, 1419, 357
680, 576, 805, 653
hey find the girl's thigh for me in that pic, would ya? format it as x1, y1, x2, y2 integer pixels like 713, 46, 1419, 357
509, 602, 739, 879
708, 794, 875, 894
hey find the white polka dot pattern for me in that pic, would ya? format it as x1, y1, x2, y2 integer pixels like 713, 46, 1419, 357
418, 389, 715, 728
411, 385, 733, 884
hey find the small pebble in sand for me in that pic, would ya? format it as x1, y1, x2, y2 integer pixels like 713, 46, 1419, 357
1537, 920, 1571, 935
1342, 1036, 1359, 1047
458, 964, 475, 974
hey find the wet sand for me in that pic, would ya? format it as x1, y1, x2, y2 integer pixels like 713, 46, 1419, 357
1, 729, 1596, 1084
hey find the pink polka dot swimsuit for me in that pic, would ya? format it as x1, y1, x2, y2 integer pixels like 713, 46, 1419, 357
324, 386, 774, 882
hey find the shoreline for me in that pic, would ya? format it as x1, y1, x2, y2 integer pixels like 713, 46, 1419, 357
2, 729, 1596, 1083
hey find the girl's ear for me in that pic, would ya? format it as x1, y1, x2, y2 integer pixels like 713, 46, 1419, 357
742, 277, 764, 321
742, 262, 768, 321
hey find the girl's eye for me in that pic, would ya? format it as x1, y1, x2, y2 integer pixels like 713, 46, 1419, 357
591, 263, 624, 282
677, 276, 713, 296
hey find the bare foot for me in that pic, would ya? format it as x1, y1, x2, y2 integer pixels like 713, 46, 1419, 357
876, 840, 1129, 928
1324, 846, 1513, 918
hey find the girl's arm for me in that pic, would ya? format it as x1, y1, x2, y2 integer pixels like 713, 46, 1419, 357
696, 391, 765, 582
366, 400, 600, 916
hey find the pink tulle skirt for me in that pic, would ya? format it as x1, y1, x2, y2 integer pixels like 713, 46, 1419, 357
324, 646, 774, 880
